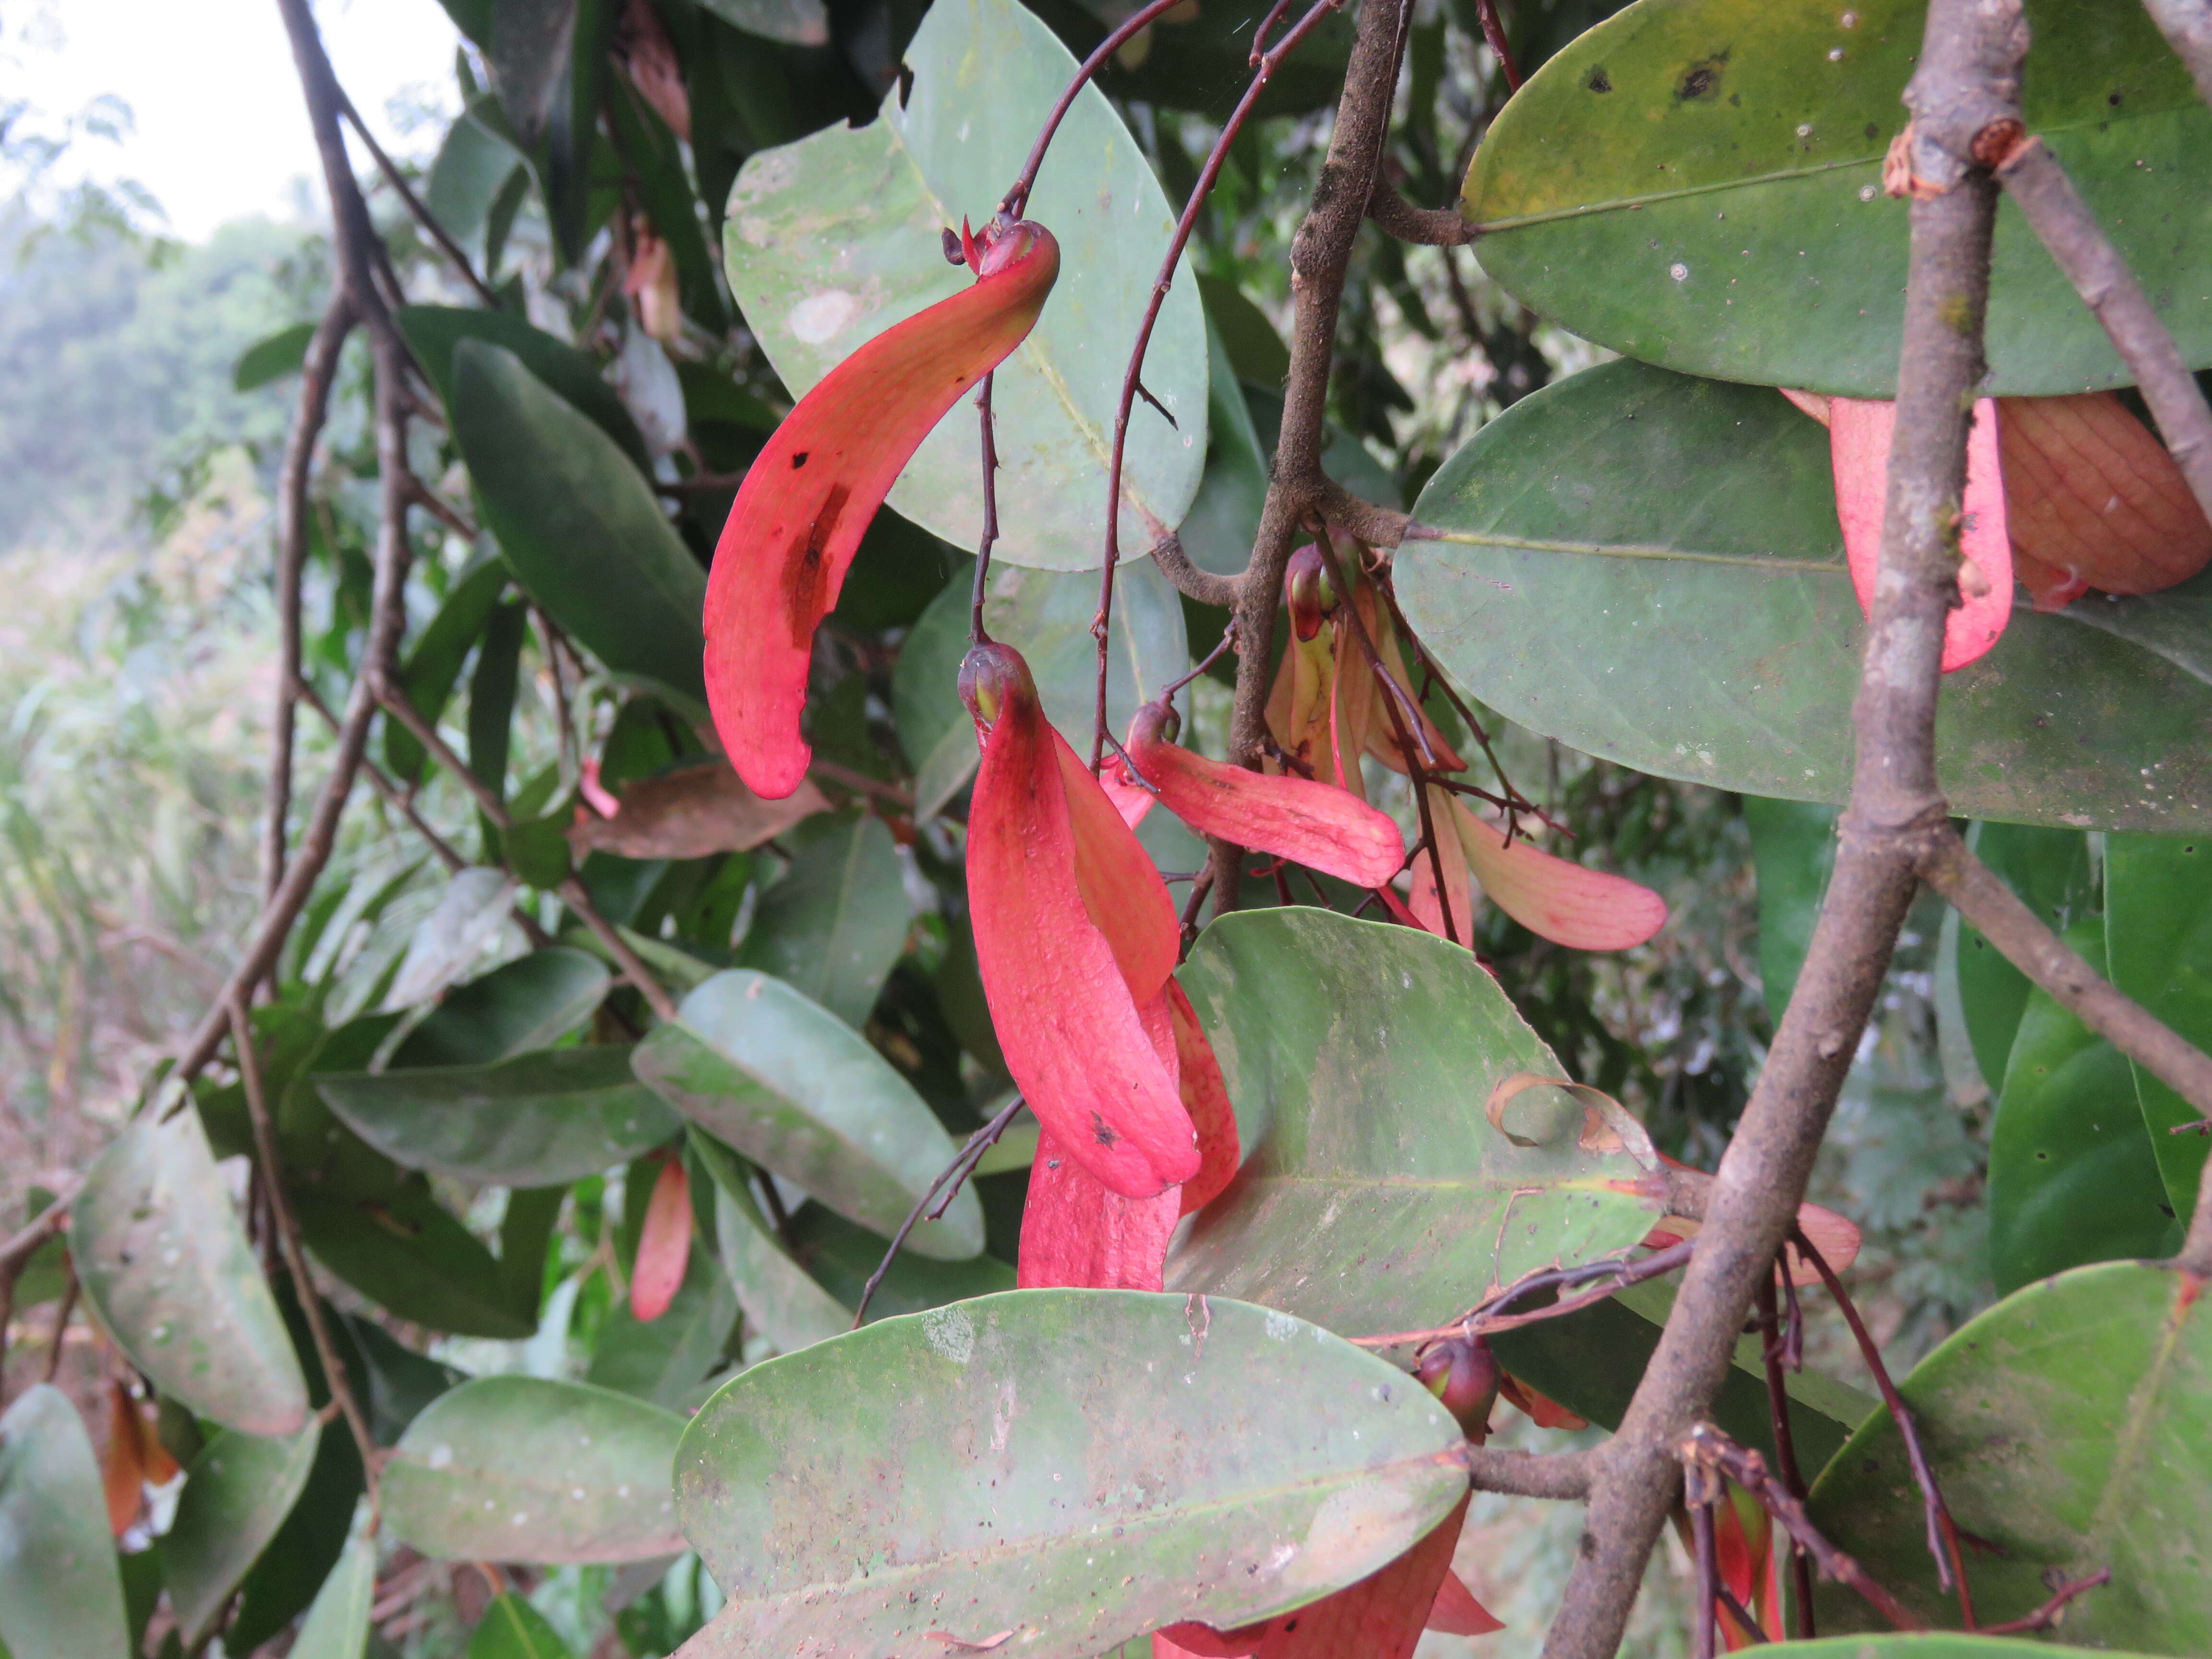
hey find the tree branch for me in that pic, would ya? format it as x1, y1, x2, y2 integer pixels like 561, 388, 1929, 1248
229, 996, 384, 1529
1149, 531, 1245, 609
1539, 4, 2026, 1652
1367, 175, 1479, 246
1464, 1445, 1594, 1501
338, 97, 502, 310
2140, 0, 2212, 108
1994, 137, 2212, 521
1216, 0, 1415, 912
263, 297, 357, 911
1315, 474, 1409, 548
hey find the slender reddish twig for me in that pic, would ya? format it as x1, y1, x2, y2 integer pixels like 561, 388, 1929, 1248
1792, 1223, 1972, 1625
1689, 1462, 1720, 1659
1756, 1266, 1816, 1638
1473, 0, 1523, 90
1352, 1238, 1695, 1349
970, 373, 1001, 644
999, 0, 1196, 219
1087, 0, 1350, 775
853, 1095, 1027, 1327
1976, 1568, 2111, 1635
1249, 0, 1298, 62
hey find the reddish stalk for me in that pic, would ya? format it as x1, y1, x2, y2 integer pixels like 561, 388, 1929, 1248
853, 1095, 1027, 1326
970, 372, 1002, 644
1086, 0, 1349, 774
1976, 1569, 2111, 1635
1474, 0, 1523, 90
1755, 1267, 1816, 1638
1792, 1223, 1972, 1626
999, 0, 1197, 219
1689, 1462, 1720, 1659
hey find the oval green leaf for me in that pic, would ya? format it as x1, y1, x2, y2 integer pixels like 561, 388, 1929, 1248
0, 1385, 131, 1659
1956, 823, 2095, 1094
1464, 0, 2212, 396
290, 1535, 375, 1659
293, 1179, 540, 1339
585, 1244, 740, 1411
1397, 360, 2212, 833
1986, 916, 2175, 1293
385, 1376, 688, 1564
673, 1289, 1469, 1656
72, 1105, 310, 1437
721, 0, 1206, 571
2105, 832, 2212, 1224
691, 1129, 853, 1356
1809, 1260, 2212, 1644
163, 1423, 322, 1647
469, 1591, 578, 1659
449, 338, 708, 714
1165, 908, 1665, 1338
735, 813, 913, 1029
389, 946, 611, 1069
893, 555, 1190, 819
631, 969, 984, 1260
401, 304, 649, 470
318, 1046, 677, 1187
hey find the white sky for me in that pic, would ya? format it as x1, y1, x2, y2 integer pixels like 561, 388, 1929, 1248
18, 0, 464, 241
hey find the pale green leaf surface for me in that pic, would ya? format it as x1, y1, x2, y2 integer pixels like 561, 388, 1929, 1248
163, 1423, 321, 1646
0, 1386, 130, 1659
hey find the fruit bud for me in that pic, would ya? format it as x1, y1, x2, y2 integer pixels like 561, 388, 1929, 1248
1284, 542, 1340, 641
958, 641, 1036, 729
1415, 1334, 1501, 1443
1129, 700, 1181, 747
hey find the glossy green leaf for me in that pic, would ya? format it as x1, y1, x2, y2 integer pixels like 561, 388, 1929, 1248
385, 557, 510, 785
1754, 1641, 2152, 1657
1464, 0, 2212, 396
721, 0, 1206, 572
385, 1376, 687, 1563
1489, 1277, 1875, 1476
1176, 321, 1273, 578
736, 814, 911, 1028
71, 1105, 310, 1437
1809, 1260, 2212, 1644
400, 305, 648, 471
1742, 796, 1836, 1024
586, 1244, 740, 1410
699, 0, 825, 45
233, 321, 317, 392
469, 1592, 578, 1659
1986, 917, 2175, 1293
631, 969, 985, 1259
389, 947, 611, 1069
449, 338, 707, 713
1197, 275, 1289, 390
226, 1418, 363, 1654
294, 1180, 539, 1339
320, 1046, 676, 1187
691, 1130, 852, 1356
425, 108, 525, 249
384, 866, 518, 1011
290, 1535, 375, 1659
163, 1424, 321, 1646
1398, 360, 2212, 833
1164, 909, 1665, 1337
1958, 824, 2096, 1096
0, 1385, 130, 1659
892, 555, 1189, 819
2106, 833, 2212, 1225
673, 1289, 1469, 1655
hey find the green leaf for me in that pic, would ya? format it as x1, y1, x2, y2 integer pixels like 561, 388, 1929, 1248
71, 1106, 311, 1437
736, 813, 911, 1028
1488, 1277, 1875, 1477
294, 1180, 540, 1338
469, 1593, 578, 1659
385, 1376, 688, 1563
343, 1313, 467, 1444
673, 1289, 1469, 1655
319, 1046, 678, 1187
487, 0, 577, 147
1809, 1260, 2212, 1645
783, 1203, 1015, 1322
1164, 909, 1664, 1337
162, 1424, 322, 1647
467, 597, 530, 836
503, 801, 577, 889
384, 867, 519, 1011
400, 305, 649, 471
721, 0, 1207, 571
233, 321, 318, 392
1742, 797, 1837, 1024
1397, 360, 2212, 833
2105, 833, 2212, 1225
698, 0, 825, 45
1099, 2, 1357, 120
607, 79, 727, 331
586, 1244, 740, 1410
1464, 0, 2212, 396
425, 108, 525, 249
690, 1129, 852, 1355
0, 1386, 131, 1659
389, 947, 611, 1069
386, 557, 511, 785
1956, 823, 2095, 1094
1196, 275, 1289, 391
226, 1418, 363, 1653
290, 1536, 375, 1659
631, 969, 985, 1260
451, 339, 708, 713
1747, 1642, 2152, 1657
1986, 916, 2175, 1293
892, 556, 1189, 820
1174, 320, 1273, 578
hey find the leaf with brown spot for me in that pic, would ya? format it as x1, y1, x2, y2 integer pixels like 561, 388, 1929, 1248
567, 764, 830, 860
